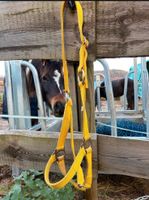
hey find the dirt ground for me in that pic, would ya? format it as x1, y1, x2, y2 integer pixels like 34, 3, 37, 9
1, 165, 149, 200
98, 174, 149, 200
0, 166, 13, 199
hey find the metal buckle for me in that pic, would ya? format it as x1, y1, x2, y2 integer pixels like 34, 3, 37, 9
53, 149, 65, 161
81, 138, 92, 151
78, 183, 85, 189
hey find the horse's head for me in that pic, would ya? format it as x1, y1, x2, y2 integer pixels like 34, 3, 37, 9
29, 60, 66, 117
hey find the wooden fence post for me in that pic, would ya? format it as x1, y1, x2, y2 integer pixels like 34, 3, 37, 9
85, 62, 98, 200
68, 62, 79, 130
70, 61, 98, 200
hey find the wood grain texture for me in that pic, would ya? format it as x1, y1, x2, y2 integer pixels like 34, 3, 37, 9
2, 130, 149, 180
86, 61, 96, 133
96, 1, 149, 58
1, 2, 149, 59
75, 61, 96, 133
68, 63, 78, 130
0, 1, 95, 61
85, 62, 98, 200
98, 135, 149, 179
0, 130, 97, 172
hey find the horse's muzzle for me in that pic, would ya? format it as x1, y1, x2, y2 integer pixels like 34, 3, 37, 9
49, 94, 66, 117
53, 101, 65, 117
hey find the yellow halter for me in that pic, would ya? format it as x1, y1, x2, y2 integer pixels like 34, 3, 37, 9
44, 1, 92, 191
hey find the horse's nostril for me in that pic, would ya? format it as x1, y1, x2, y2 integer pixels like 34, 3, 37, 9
53, 102, 65, 117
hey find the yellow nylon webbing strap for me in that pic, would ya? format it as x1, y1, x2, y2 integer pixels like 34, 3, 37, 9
61, 2, 69, 93
56, 99, 72, 150
44, 146, 92, 190
44, 1, 92, 191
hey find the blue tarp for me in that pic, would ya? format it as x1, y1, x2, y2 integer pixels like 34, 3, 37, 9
96, 119, 146, 137
128, 60, 149, 97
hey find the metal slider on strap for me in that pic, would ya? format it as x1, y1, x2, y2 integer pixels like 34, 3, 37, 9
82, 36, 89, 47
78, 183, 86, 189
78, 69, 85, 85
81, 138, 92, 153
53, 149, 65, 162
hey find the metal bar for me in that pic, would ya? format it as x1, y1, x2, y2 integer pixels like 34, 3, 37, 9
20, 60, 46, 130
133, 58, 138, 112
4, 62, 15, 128
10, 61, 31, 129
5, 61, 26, 177
29, 119, 62, 132
141, 57, 147, 112
146, 83, 149, 138
97, 59, 117, 136
143, 57, 149, 137
95, 109, 143, 115
123, 73, 129, 110
21, 66, 32, 128
0, 114, 62, 120
96, 87, 101, 111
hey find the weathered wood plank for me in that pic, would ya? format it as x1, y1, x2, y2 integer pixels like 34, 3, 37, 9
85, 62, 98, 200
0, 130, 97, 172
72, 61, 97, 198
2, 130, 149, 180
86, 61, 96, 133
1, 2, 149, 59
98, 135, 149, 179
0, 1, 95, 61
76, 61, 96, 132
68, 62, 78, 130
96, 1, 149, 58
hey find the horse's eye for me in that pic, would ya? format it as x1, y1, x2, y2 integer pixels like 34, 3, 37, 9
42, 76, 48, 81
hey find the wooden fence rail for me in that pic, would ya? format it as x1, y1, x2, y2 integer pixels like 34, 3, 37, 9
1, 131, 149, 180
0, 130, 97, 172
0, 1, 149, 60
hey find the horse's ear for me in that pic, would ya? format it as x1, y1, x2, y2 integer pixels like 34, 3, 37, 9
39, 60, 48, 78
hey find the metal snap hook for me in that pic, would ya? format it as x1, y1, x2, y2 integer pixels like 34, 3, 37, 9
67, 0, 76, 11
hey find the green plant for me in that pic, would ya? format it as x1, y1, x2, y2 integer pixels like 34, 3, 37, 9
2, 169, 74, 200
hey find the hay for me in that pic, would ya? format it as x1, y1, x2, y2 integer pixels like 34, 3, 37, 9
98, 174, 149, 200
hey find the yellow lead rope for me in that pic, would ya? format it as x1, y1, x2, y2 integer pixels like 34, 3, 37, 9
44, 1, 92, 191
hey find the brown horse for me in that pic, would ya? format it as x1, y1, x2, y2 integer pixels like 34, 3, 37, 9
95, 78, 134, 110
26, 59, 66, 118
2, 59, 66, 126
